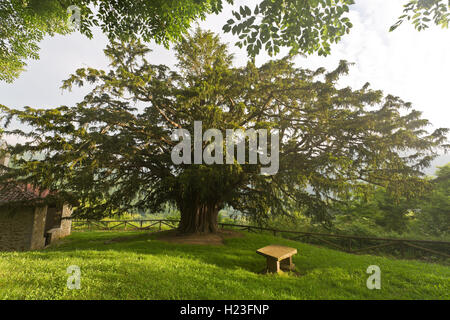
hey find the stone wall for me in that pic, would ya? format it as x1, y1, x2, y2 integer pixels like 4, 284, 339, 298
45, 204, 72, 244
0, 207, 35, 251
0, 203, 72, 251
44, 206, 60, 232
60, 204, 72, 237
30, 206, 47, 250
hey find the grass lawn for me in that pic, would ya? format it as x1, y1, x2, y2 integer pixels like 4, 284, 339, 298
0, 230, 448, 300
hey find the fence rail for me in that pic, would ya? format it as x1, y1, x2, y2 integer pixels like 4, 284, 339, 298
72, 219, 450, 260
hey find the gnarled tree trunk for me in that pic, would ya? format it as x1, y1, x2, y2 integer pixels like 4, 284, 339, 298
178, 202, 220, 234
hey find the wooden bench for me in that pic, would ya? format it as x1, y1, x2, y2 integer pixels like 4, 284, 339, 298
256, 245, 297, 273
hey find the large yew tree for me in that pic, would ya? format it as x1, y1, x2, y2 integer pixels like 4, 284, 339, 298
1, 29, 448, 233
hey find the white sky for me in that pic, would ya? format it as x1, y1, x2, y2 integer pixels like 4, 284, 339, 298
0, 0, 448, 173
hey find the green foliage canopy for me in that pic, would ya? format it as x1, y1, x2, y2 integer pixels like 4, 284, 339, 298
416, 163, 450, 236
0, 0, 228, 82
222, 0, 354, 56
390, 0, 450, 31
1, 0, 449, 83
0, 0, 71, 82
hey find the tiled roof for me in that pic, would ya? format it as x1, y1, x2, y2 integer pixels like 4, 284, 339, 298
0, 183, 51, 206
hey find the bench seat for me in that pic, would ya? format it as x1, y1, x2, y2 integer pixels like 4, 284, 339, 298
256, 245, 297, 273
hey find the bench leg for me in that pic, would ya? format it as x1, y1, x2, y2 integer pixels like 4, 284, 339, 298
280, 256, 295, 271
266, 257, 280, 273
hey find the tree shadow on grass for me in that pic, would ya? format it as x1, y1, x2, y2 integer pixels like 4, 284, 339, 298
42, 230, 308, 276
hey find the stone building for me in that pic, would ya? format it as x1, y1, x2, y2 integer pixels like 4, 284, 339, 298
0, 152, 72, 251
